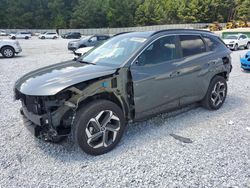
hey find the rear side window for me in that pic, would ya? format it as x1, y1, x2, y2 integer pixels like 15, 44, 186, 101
179, 35, 206, 57
203, 35, 223, 51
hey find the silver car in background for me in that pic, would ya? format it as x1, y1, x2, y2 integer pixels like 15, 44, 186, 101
68, 35, 110, 51
0, 39, 22, 58
9, 32, 31, 40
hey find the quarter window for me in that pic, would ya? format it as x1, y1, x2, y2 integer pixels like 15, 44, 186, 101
138, 36, 177, 65
203, 35, 222, 51
179, 35, 206, 57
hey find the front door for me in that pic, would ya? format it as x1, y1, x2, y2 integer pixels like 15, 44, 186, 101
130, 35, 181, 120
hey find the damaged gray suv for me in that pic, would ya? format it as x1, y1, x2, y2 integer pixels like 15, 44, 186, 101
14, 30, 232, 155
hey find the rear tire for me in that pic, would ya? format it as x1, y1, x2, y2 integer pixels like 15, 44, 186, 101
73, 100, 126, 155
11, 36, 16, 40
1, 46, 15, 58
25, 36, 29, 40
202, 76, 227, 110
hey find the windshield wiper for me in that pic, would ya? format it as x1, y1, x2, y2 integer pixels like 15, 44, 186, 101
77, 60, 96, 65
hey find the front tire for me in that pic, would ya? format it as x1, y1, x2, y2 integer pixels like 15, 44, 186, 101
73, 100, 126, 155
202, 76, 227, 110
1, 46, 15, 58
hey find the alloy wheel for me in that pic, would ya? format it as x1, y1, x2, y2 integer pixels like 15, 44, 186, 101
211, 81, 226, 107
85, 110, 120, 149
3, 49, 13, 57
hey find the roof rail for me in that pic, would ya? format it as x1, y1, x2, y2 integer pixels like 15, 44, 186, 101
151, 29, 212, 36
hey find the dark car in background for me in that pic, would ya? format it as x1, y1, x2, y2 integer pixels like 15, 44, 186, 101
62, 32, 81, 39
68, 34, 110, 51
15, 29, 232, 155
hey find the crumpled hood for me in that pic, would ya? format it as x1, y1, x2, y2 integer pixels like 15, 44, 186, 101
15, 60, 117, 96
223, 39, 236, 44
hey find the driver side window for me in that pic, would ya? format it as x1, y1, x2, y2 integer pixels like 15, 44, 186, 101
137, 36, 177, 66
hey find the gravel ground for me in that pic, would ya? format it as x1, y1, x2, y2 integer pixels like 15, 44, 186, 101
0, 38, 250, 188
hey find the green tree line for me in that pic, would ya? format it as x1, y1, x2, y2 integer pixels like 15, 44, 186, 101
0, 0, 249, 29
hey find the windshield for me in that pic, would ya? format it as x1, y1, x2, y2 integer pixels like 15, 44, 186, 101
79, 34, 147, 66
225, 35, 238, 40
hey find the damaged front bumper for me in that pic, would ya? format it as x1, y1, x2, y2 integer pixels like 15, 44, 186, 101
16, 89, 75, 140
20, 107, 45, 137
20, 105, 72, 140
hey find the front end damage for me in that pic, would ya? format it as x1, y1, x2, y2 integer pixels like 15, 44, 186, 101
15, 89, 74, 140
14, 70, 132, 141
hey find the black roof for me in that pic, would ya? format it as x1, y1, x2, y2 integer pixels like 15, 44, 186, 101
93, 34, 110, 37
113, 29, 215, 39
109, 29, 216, 41
151, 29, 213, 36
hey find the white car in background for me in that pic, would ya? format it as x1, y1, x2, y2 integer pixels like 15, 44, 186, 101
39, 32, 58, 39
9, 32, 31, 40
0, 39, 22, 58
223, 34, 250, 50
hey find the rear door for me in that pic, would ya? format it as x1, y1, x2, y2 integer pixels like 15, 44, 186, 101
130, 35, 181, 119
175, 34, 210, 105
240, 35, 248, 47
19, 32, 25, 39
48, 33, 54, 39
